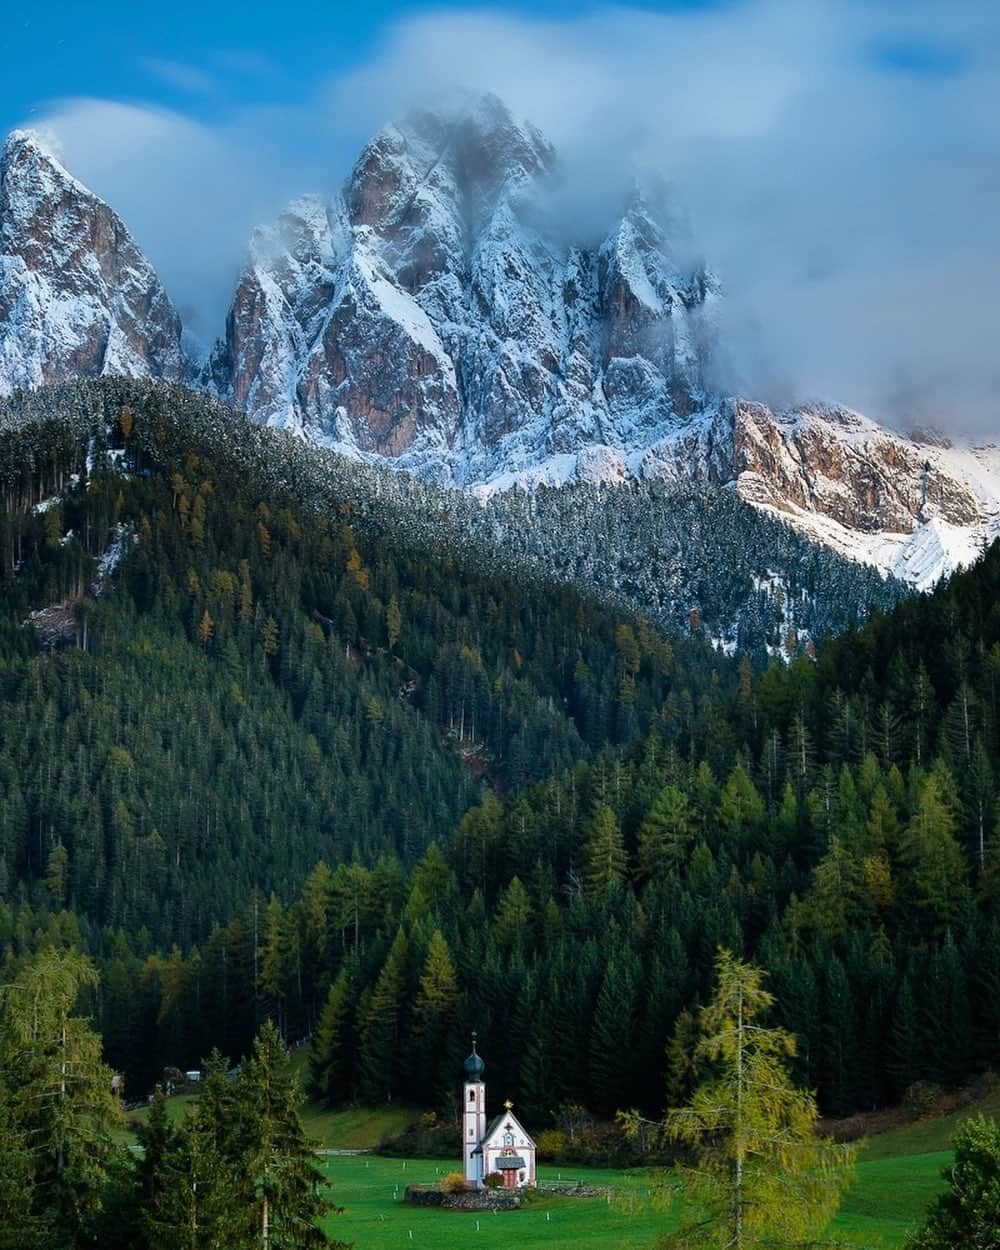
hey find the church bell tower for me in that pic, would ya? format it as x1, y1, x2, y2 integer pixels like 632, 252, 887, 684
462, 1033, 487, 1187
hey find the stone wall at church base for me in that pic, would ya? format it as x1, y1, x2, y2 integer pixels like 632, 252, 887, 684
404, 1182, 607, 1210
404, 1185, 523, 1210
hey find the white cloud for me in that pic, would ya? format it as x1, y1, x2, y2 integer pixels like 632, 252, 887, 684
331, 0, 1000, 434
21, 1, 1000, 433
142, 59, 220, 97
28, 98, 328, 346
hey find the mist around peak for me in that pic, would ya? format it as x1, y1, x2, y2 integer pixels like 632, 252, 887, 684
11, 1, 1000, 436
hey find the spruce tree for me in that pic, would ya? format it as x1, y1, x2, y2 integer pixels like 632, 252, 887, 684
309, 969, 355, 1107
907, 1115, 1000, 1249
232, 1020, 341, 1249
411, 930, 461, 1106
588, 949, 641, 1114
0, 949, 123, 1244
358, 930, 408, 1103
637, 785, 692, 881
583, 804, 627, 896
901, 774, 970, 935
140, 1109, 244, 1250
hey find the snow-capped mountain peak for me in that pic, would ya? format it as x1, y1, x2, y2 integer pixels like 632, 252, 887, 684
0, 101, 997, 592
0, 128, 185, 394
213, 94, 716, 479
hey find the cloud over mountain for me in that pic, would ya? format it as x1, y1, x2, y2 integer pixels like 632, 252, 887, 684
20, 0, 1000, 432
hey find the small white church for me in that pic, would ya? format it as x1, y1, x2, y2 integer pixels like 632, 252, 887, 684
462, 1035, 537, 1189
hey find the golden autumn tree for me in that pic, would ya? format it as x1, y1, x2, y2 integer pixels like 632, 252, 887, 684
623, 950, 854, 1249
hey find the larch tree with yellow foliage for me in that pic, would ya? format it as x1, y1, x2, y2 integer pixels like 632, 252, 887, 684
624, 949, 854, 1249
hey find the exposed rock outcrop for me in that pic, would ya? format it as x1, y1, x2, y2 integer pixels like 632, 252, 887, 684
212, 95, 718, 478
0, 131, 185, 392
0, 106, 996, 591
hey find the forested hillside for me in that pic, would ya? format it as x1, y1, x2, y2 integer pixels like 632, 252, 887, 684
3, 378, 994, 1129
133, 542, 995, 1122
0, 381, 724, 946
0, 379, 903, 653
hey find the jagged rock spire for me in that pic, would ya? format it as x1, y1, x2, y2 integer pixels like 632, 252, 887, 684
0, 129, 185, 394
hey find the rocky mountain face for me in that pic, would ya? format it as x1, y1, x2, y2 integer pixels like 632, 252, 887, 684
211, 95, 718, 480
207, 96, 998, 586
0, 105, 997, 590
0, 131, 185, 392
620, 399, 1000, 590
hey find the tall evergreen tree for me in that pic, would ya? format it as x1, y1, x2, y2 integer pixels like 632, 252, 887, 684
309, 968, 356, 1108
358, 930, 408, 1104
0, 950, 123, 1245
232, 1021, 340, 1250
411, 930, 461, 1106
583, 804, 627, 896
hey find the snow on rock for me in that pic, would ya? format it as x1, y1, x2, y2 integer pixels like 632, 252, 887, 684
212, 94, 718, 482
0, 103, 998, 593
0, 130, 185, 392
92, 522, 133, 593
462, 398, 1000, 587
203, 94, 996, 589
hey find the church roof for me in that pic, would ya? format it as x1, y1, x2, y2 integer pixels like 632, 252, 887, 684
472, 1113, 506, 1153
473, 1107, 535, 1154
495, 1156, 526, 1170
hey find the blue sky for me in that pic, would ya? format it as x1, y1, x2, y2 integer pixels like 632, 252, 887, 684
0, 0, 972, 137
1, 1, 716, 135
2, 0, 996, 431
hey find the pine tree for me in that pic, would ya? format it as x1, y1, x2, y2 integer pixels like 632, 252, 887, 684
664, 1007, 700, 1111
588, 948, 641, 1115
259, 894, 292, 1034
310, 969, 356, 1108
583, 804, 627, 896
717, 765, 765, 841
358, 930, 408, 1103
232, 1020, 340, 1249
492, 877, 532, 950
43, 841, 69, 909
0, 950, 123, 1244
637, 785, 692, 881
140, 1108, 243, 1250
820, 954, 858, 1116
901, 774, 970, 935
134, 1088, 175, 1210
411, 930, 461, 1106
888, 974, 923, 1097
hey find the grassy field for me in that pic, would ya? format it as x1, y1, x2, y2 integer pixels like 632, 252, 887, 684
861, 1083, 1000, 1161
318, 1148, 948, 1250
126, 1050, 970, 1249
320, 1157, 672, 1250
125, 1089, 416, 1152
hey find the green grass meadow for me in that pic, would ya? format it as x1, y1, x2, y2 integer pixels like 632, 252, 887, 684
321, 1157, 671, 1250
319, 1147, 947, 1250
129, 1048, 965, 1249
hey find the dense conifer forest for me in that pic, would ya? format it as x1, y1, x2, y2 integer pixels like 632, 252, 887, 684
1, 379, 996, 1137
0, 379, 902, 651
